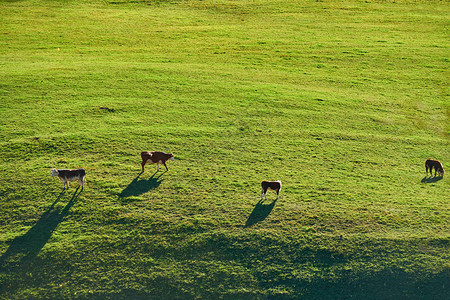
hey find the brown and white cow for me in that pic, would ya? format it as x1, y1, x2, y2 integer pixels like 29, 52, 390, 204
51, 168, 86, 189
261, 180, 282, 200
141, 151, 174, 172
425, 159, 444, 177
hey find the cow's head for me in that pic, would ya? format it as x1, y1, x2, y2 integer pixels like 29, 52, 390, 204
51, 169, 59, 177
169, 153, 175, 161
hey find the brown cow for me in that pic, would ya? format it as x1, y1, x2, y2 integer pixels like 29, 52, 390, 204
51, 168, 86, 189
261, 180, 282, 200
141, 151, 174, 172
425, 159, 444, 177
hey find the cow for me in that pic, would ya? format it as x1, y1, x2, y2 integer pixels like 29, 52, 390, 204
51, 168, 86, 189
425, 159, 444, 177
141, 151, 174, 172
261, 180, 282, 200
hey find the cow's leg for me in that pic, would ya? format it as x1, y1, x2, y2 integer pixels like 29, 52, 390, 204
157, 164, 160, 172
79, 178, 85, 189
163, 161, 168, 171
276, 189, 279, 200
58, 177, 65, 190
141, 159, 147, 172
261, 188, 264, 200
426, 164, 429, 175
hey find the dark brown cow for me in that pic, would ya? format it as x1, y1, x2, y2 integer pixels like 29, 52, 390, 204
425, 159, 444, 177
141, 151, 174, 172
261, 180, 282, 200
51, 168, 86, 189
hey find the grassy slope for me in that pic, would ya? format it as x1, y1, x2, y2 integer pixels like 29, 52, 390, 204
0, 0, 449, 298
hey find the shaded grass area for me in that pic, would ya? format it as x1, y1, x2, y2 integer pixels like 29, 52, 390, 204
1, 228, 448, 298
0, 0, 449, 298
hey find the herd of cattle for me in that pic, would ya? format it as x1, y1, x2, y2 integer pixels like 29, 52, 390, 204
51, 152, 445, 199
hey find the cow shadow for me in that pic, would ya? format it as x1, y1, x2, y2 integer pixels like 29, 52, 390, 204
0, 188, 82, 267
245, 199, 277, 227
118, 171, 164, 199
421, 176, 443, 183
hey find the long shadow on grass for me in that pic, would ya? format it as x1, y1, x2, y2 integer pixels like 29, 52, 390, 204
421, 176, 443, 183
245, 199, 277, 227
118, 171, 164, 199
0, 187, 82, 267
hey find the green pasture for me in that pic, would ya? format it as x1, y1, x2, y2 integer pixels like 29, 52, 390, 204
0, 0, 448, 298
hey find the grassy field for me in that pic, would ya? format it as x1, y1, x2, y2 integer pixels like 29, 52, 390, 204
0, 0, 449, 298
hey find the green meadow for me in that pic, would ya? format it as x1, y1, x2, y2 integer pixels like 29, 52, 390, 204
0, 0, 449, 298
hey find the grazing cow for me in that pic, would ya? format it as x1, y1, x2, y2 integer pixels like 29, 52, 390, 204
51, 168, 86, 189
141, 151, 174, 172
261, 180, 282, 200
425, 159, 444, 177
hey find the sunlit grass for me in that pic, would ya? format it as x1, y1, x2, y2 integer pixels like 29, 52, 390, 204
0, 0, 448, 298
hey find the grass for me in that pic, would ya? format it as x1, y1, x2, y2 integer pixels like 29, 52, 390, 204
0, 0, 449, 298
